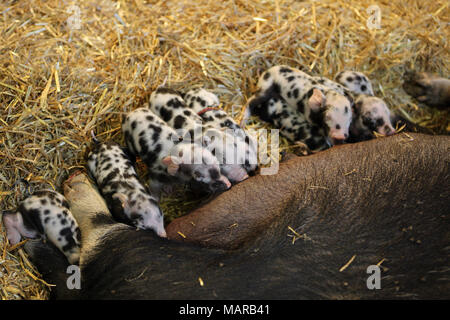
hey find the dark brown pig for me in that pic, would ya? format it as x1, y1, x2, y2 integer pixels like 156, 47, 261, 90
23, 133, 449, 299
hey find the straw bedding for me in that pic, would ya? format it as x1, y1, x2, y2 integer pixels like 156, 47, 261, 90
0, 0, 448, 300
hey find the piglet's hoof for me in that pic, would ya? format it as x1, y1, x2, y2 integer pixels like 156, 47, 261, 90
166, 133, 450, 250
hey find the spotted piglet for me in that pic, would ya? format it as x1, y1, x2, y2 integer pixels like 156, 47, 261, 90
251, 65, 353, 145
148, 87, 203, 141
149, 88, 251, 183
349, 95, 395, 141
335, 71, 374, 96
249, 94, 331, 152
183, 88, 241, 131
183, 88, 259, 175
335, 71, 395, 141
87, 140, 166, 237
122, 108, 232, 197
2, 190, 81, 264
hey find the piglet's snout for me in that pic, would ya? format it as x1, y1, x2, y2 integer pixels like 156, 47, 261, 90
157, 229, 167, 238
386, 130, 395, 136
380, 125, 396, 136
221, 176, 232, 189
213, 176, 232, 191
331, 132, 347, 145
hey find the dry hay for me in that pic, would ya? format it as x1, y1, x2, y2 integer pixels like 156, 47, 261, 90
0, 0, 448, 300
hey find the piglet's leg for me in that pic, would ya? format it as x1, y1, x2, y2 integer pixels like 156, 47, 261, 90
2, 211, 38, 245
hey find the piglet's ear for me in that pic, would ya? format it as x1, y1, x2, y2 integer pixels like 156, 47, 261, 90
308, 88, 326, 111
162, 156, 180, 176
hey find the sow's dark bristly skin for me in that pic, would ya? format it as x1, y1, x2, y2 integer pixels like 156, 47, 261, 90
24, 133, 449, 299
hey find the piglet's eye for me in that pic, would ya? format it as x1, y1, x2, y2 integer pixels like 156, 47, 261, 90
375, 118, 385, 127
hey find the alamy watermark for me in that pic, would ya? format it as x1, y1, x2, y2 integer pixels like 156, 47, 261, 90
67, 5, 82, 30
366, 5, 381, 30
165, 122, 280, 175
66, 265, 81, 290
366, 265, 381, 290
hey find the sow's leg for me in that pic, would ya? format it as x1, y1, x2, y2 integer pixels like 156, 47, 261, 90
61, 172, 131, 267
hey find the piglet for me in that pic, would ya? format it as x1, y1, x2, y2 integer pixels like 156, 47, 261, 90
2, 190, 81, 264
184, 88, 259, 175
87, 138, 166, 237
149, 88, 251, 182
251, 65, 353, 145
122, 108, 231, 197
349, 95, 395, 141
184, 88, 242, 131
335, 71, 374, 96
335, 70, 396, 141
249, 92, 330, 152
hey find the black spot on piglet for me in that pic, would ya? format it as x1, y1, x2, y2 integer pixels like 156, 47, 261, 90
60, 227, 77, 252
174, 115, 186, 129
